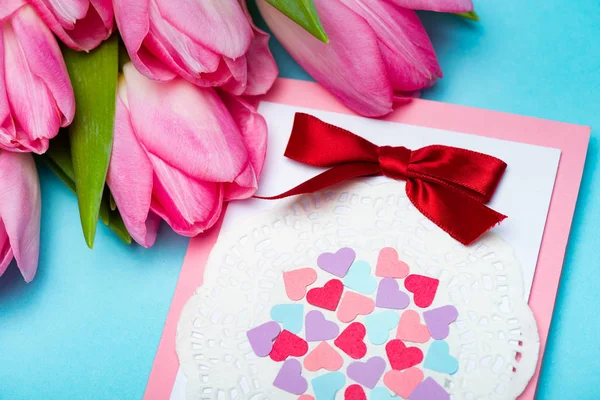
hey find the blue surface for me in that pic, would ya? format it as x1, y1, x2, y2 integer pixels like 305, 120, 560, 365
1, 1, 599, 399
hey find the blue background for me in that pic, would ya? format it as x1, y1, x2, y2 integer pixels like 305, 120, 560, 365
1, 1, 598, 399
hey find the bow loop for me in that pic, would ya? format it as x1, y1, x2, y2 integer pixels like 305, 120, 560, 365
258, 113, 507, 245
378, 146, 411, 180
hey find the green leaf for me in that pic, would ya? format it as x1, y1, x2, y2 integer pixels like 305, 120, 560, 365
63, 34, 119, 248
455, 11, 479, 21
265, 0, 328, 43
42, 133, 132, 245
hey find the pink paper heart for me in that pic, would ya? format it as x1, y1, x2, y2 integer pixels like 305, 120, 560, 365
396, 310, 431, 343
383, 368, 424, 398
375, 247, 409, 278
303, 342, 343, 372
283, 268, 317, 301
337, 291, 375, 323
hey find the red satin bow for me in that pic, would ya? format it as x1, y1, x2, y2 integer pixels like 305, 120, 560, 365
259, 113, 508, 245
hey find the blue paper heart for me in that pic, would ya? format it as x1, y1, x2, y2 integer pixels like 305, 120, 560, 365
311, 372, 346, 400
343, 261, 377, 294
364, 310, 400, 345
370, 387, 396, 400
424, 340, 459, 374
270, 303, 304, 334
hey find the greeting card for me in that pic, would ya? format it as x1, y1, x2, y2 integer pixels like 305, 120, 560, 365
145, 79, 589, 400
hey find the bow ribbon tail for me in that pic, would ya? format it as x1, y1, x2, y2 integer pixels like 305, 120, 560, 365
255, 162, 381, 200
406, 179, 507, 245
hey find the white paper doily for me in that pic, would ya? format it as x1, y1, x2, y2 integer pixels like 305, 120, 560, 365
176, 181, 540, 400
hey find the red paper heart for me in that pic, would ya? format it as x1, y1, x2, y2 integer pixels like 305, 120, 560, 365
344, 384, 366, 400
269, 330, 308, 362
306, 279, 344, 311
404, 274, 439, 308
386, 339, 423, 370
334, 322, 367, 359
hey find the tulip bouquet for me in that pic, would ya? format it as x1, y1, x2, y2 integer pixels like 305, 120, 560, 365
0, 0, 475, 282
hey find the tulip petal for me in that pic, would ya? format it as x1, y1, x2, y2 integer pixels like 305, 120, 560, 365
149, 154, 224, 236
148, 0, 222, 76
0, 220, 14, 277
257, 0, 393, 117
0, 0, 25, 21
0, 29, 18, 152
237, 0, 278, 96
219, 56, 249, 95
153, 0, 253, 59
0, 151, 41, 282
342, 0, 442, 92
243, 31, 278, 96
17, 7, 76, 124
114, 0, 175, 81
385, 0, 473, 12
2, 6, 74, 153
219, 93, 267, 200
29, 0, 113, 51
106, 83, 157, 248
43, 0, 89, 29
123, 64, 248, 183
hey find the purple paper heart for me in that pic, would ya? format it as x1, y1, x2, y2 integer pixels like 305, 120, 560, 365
423, 305, 459, 340
317, 248, 356, 278
246, 321, 281, 357
346, 356, 386, 389
273, 359, 308, 395
305, 310, 339, 342
409, 377, 450, 400
376, 278, 410, 310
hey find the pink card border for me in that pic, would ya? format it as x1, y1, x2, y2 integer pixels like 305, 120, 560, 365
144, 78, 590, 400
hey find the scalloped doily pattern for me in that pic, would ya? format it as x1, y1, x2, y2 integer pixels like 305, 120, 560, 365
176, 181, 539, 400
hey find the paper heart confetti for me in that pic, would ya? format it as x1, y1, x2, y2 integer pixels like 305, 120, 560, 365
423, 305, 459, 340
375, 278, 410, 310
396, 310, 430, 343
270, 330, 309, 362
404, 274, 439, 308
346, 356, 386, 389
409, 377, 450, 400
343, 261, 377, 294
305, 310, 339, 342
344, 384, 367, 400
304, 342, 343, 372
375, 247, 409, 278
311, 372, 346, 399
298, 396, 315, 400
283, 268, 317, 301
306, 279, 344, 311
365, 311, 400, 345
383, 368, 423, 398
317, 247, 356, 278
386, 339, 424, 370
270, 303, 304, 334
334, 322, 367, 359
246, 321, 281, 357
370, 387, 396, 400
337, 291, 375, 323
424, 340, 458, 374
273, 359, 308, 395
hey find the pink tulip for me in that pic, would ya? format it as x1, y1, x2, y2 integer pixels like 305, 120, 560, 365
257, 0, 473, 117
0, 1, 75, 154
27, 0, 113, 51
0, 150, 41, 283
113, 0, 277, 96
107, 64, 267, 247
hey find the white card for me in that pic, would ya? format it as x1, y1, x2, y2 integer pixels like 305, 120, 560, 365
225, 102, 561, 299
170, 101, 560, 400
